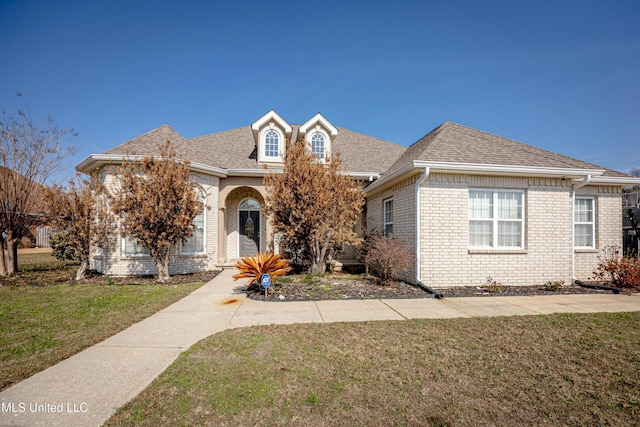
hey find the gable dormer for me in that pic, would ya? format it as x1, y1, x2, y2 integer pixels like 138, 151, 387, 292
298, 113, 338, 162
251, 110, 292, 164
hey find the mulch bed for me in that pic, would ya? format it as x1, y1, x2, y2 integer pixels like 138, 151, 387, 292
246, 273, 620, 301
434, 284, 614, 298
77, 270, 221, 285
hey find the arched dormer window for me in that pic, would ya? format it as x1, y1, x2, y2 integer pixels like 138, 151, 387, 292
259, 126, 285, 162
311, 132, 325, 159
264, 129, 280, 158
251, 110, 291, 164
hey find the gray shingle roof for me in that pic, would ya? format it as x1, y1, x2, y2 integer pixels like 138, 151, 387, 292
100, 119, 629, 180
104, 123, 407, 174
384, 121, 628, 178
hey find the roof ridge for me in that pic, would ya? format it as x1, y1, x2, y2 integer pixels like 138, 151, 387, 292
188, 125, 249, 142
335, 126, 401, 146
442, 122, 605, 170
105, 124, 185, 154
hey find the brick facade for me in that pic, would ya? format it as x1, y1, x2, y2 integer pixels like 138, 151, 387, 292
367, 172, 623, 287
91, 171, 220, 276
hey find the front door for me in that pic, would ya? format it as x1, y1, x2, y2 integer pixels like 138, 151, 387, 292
239, 199, 261, 257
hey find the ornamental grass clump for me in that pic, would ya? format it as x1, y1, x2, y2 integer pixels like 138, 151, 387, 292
233, 252, 292, 291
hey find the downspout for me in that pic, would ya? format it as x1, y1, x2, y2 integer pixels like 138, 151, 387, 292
415, 166, 437, 296
571, 174, 592, 282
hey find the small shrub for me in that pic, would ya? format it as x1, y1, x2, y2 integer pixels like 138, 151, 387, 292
233, 252, 292, 291
592, 246, 640, 291
542, 280, 565, 291
483, 276, 503, 293
50, 232, 81, 262
363, 233, 411, 285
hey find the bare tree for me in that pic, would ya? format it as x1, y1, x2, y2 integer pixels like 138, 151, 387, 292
630, 167, 640, 178
109, 140, 203, 282
44, 173, 112, 280
0, 95, 76, 275
264, 140, 365, 273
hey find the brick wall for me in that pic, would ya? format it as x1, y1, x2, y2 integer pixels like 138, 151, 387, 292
366, 174, 419, 282
91, 170, 220, 276
574, 186, 623, 279
367, 172, 623, 287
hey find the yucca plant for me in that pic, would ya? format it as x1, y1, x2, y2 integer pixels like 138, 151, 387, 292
233, 252, 292, 290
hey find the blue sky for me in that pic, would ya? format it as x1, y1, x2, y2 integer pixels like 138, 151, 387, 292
1, 0, 639, 183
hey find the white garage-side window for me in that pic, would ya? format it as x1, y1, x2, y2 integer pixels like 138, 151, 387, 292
469, 190, 524, 249
574, 196, 595, 248
383, 198, 394, 236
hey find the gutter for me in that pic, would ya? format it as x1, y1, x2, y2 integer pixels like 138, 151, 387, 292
571, 174, 592, 282
76, 154, 229, 178
415, 166, 430, 286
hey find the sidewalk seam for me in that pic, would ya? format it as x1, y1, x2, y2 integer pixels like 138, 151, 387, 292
497, 298, 544, 314
313, 301, 326, 322
228, 300, 244, 327
380, 299, 408, 320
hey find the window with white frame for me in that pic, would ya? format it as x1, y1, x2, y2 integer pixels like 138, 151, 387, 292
574, 196, 595, 248
311, 132, 325, 159
264, 129, 280, 158
182, 209, 205, 255
469, 190, 524, 249
122, 236, 148, 256
383, 198, 393, 236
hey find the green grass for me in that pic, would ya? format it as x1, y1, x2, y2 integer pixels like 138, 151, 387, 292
105, 312, 640, 426
0, 252, 205, 391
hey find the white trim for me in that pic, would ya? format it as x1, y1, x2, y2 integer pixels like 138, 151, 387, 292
258, 126, 285, 163
251, 110, 292, 134
415, 167, 430, 284
299, 113, 338, 137
365, 160, 610, 194
574, 196, 596, 249
468, 189, 525, 250
305, 127, 331, 162
588, 176, 640, 185
180, 191, 207, 255
571, 174, 592, 280
383, 197, 394, 236
75, 154, 228, 178
121, 236, 149, 257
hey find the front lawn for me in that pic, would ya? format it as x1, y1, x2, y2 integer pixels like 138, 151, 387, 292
105, 312, 640, 426
0, 252, 207, 391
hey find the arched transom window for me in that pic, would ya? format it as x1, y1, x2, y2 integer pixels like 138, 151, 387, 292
264, 129, 279, 158
311, 132, 325, 159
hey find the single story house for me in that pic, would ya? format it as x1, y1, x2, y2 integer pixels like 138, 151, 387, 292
76, 110, 640, 287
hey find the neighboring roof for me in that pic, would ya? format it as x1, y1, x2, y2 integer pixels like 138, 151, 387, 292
0, 166, 47, 215
94, 122, 406, 176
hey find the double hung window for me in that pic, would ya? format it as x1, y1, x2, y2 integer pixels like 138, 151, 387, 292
383, 198, 394, 236
574, 197, 595, 248
469, 190, 524, 249
122, 236, 148, 256
182, 209, 205, 254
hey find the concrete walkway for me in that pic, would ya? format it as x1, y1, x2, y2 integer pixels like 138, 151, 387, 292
1, 269, 639, 427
